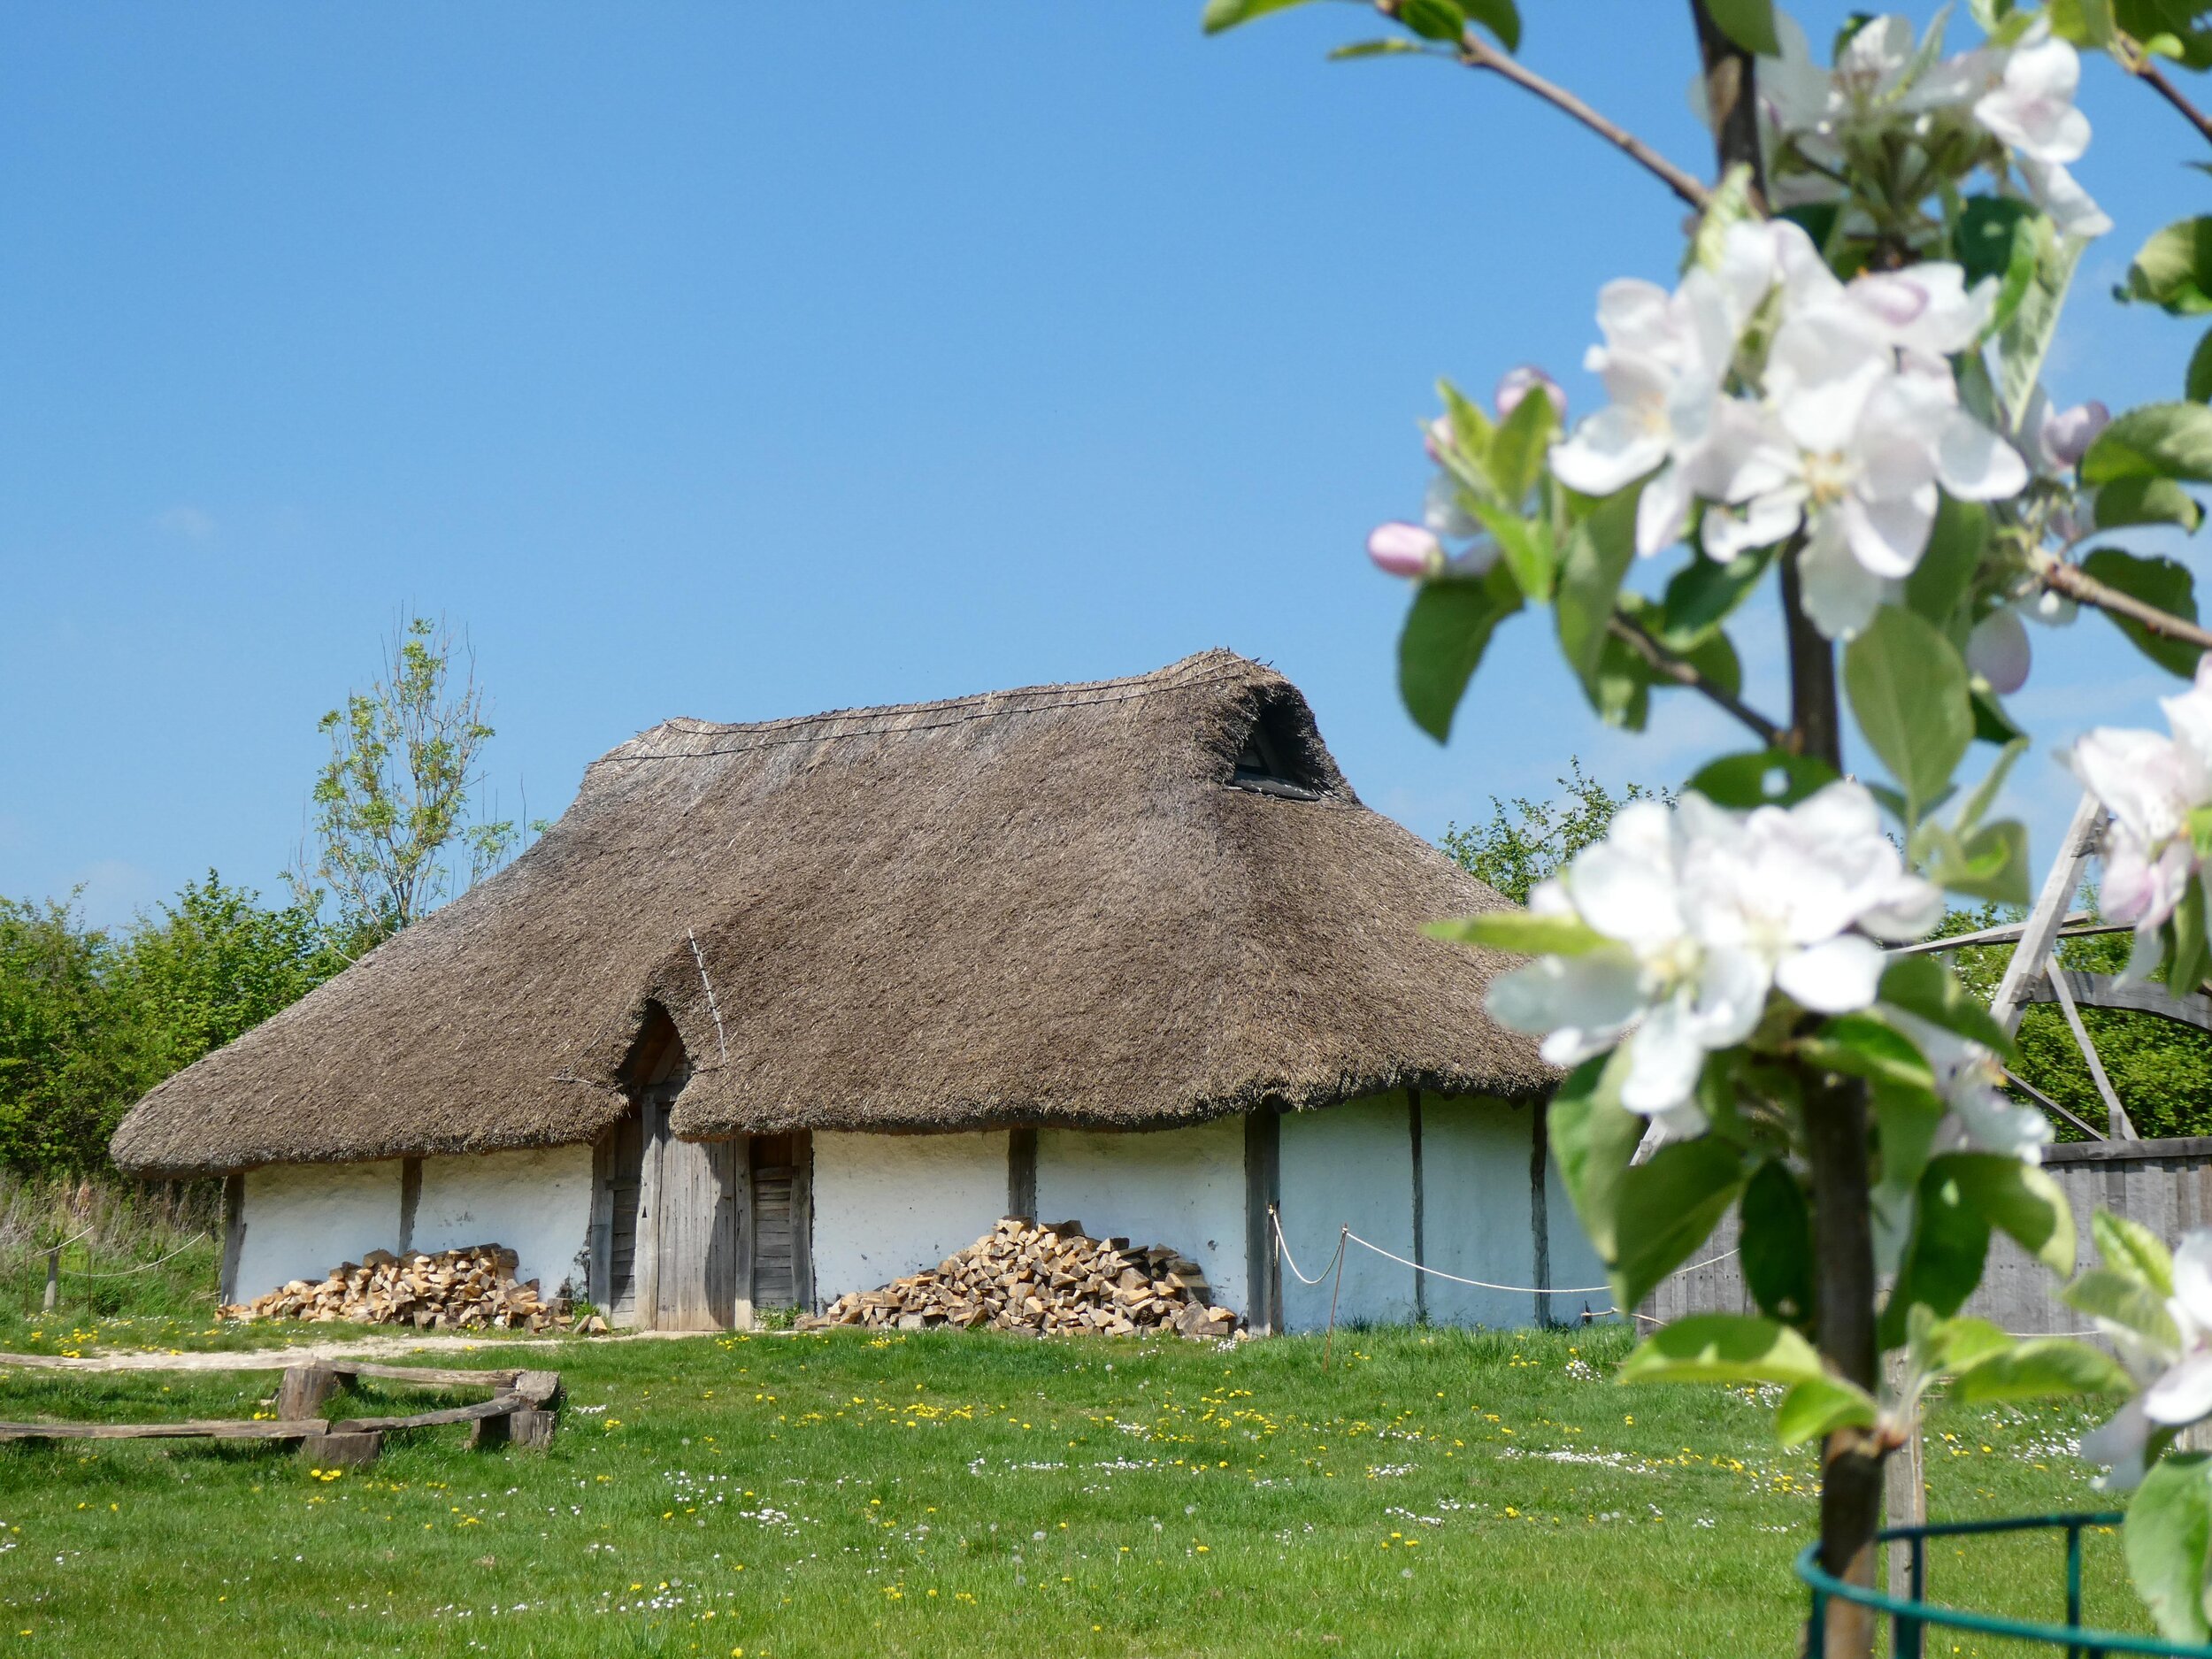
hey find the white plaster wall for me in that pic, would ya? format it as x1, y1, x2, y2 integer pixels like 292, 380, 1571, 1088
1034, 1118, 1248, 1317
1419, 1097, 1539, 1329
235, 1159, 405, 1301
812, 1130, 1010, 1300
414, 1145, 596, 1298
1279, 1094, 1417, 1331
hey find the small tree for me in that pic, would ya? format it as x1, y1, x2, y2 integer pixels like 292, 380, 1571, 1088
1441, 759, 1666, 904
288, 614, 525, 951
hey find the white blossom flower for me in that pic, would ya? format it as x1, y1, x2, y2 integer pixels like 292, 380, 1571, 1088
2062, 656, 2212, 972
1892, 1012, 2050, 1164
1486, 783, 1939, 1128
2041, 400, 2111, 468
1972, 22, 2091, 165
1548, 228, 1777, 556
1700, 259, 2026, 638
2084, 1232, 2212, 1486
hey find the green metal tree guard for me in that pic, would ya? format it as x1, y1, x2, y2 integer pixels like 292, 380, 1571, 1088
1800, 1514, 2212, 1658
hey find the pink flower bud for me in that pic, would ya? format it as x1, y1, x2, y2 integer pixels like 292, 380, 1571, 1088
2040, 400, 2110, 468
1967, 606, 2031, 695
1366, 521, 1442, 579
1494, 366, 1566, 422
1423, 416, 1454, 463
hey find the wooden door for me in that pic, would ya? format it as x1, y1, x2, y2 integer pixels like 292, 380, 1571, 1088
603, 1108, 646, 1325
651, 1114, 742, 1331
747, 1132, 813, 1313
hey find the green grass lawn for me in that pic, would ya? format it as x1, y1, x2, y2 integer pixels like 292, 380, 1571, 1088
0, 1320, 2145, 1657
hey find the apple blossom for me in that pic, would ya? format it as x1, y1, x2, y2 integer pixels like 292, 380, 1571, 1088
1365, 521, 1440, 579
2083, 1231, 2212, 1486
2062, 656, 2212, 972
1494, 365, 1567, 421
1486, 783, 1940, 1127
2040, 399, 2110, 468
1967, 605, 2032, 694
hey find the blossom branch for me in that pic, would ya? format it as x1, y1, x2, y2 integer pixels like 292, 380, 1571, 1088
2039, 556, 2212, 656
1368, 3, 1713, 211
1607, 612, 1788, 749
2132, 52, 2212, 150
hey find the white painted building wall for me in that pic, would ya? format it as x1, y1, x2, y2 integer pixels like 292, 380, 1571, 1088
1034, 1117, 1247, 1317
234, 1158, 406, 1301
413, 1145, 595, 1299
811, 1129, 1010, 1300
1418, 1097, 1539, 1329
1278, 1094, 1417, 1331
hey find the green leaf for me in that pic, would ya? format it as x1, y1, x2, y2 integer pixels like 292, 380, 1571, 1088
2180, 877, 2212, 1000
2080, 548, 2201, 678
1917, 1313, 2014, 1375
1702, 0, 1780, 54
1590, 633, 1652, 730
1612, 1139, 1747, 1310
1843, 606, 1973, 822
1684, 749, 1839, 809
1201, 0, 1319, 33
2049, 0, 2117, 46
1971, 687, 2026, 748
1423, 910, 1605, 956
1874, 1079, 1947, 1216
1951, 1336, 2130, 1401
1801, 1011, 1938, 1092
1460, 0, 1520, 50
1956, 735, 2026, 837
1690, 165, 1762, 275
2188, 328, 2212, 403
1999, 217, 2081, 429
1661, 548, 1769, 647
1555, 487, 1640, 687
2130, 1454, 2212, 1645
1879, 955, 2016, 1059
2082, 402, 2212, 486
1740, 1161, 1816, 1327
2095, 477, 2205, 533
2065, 1264, 2182, 1351
1774, 1376, 1878, 1448
1902, 495, 1989, 628
1438, 379, 1494, 470
1943, 1152, 2077, 1275
1399, 0, 1468, 41
1398, 563, 1522, 742
1956, 196, 2037, 289
1546, 1048, 1640, 1264
1617, 1313, 1825, 1386
1327, 37, 1430, 58
1923, 818, 2032, 907
1884, 1157, 1993, 1347
1485, 380, 1555, 503
2127, 217, 2212, 315
1469, 499, 1555, 603
2095, 1207, 2177, 1295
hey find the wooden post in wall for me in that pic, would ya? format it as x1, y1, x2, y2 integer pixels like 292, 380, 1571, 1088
219, 1172, 246, 1307
1244, 1109, 1282, 1334
1007, 1127, 1038, 1223
1529, 1098, 1553, 1328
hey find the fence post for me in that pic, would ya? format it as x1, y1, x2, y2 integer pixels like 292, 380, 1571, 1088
42, 1248, 58, 1314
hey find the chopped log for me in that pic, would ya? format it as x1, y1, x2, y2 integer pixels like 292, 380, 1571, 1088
308, 1431, 380, 1467
277, 1365, 342, 1421
508, 1407, 559, 1451
326, 1393, 524, 1435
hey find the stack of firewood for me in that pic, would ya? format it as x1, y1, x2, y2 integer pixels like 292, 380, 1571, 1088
798, 1217, 1241, 1339
223, 1245, 580, 1332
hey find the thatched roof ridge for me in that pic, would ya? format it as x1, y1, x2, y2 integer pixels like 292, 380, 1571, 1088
111, 650, 1548, 1176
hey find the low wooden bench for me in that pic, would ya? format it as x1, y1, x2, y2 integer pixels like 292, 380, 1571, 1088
0, 1358, 561, 1465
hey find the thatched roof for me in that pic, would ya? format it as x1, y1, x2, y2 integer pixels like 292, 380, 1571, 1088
111, 650, 1548, 1177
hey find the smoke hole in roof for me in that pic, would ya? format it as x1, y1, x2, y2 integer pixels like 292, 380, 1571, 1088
1231, 696, 1328, 800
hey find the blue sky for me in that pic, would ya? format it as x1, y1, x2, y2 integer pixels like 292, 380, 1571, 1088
0, 2, 2199, 926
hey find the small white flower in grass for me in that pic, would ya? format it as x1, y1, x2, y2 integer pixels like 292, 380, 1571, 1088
1485, 783, 1939, 1128
2084, 1232, 2212, 1486
2063, 657, 2212, 972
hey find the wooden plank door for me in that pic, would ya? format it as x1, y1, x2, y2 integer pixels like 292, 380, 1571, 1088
747, 1133, 813, 1313
649, 1108, 743, 1332
603, 1108, 647, 1325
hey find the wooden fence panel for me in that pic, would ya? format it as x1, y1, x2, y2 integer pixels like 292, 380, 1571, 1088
1640, 1137, 2212, 1332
